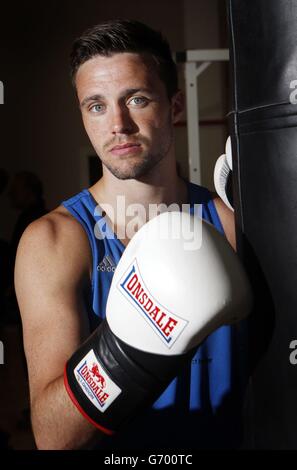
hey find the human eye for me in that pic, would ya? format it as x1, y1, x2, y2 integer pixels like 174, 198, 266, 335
128, 96, 149, 107
89, 103, 105, 113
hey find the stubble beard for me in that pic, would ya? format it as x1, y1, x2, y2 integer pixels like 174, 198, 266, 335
102, 151, 164, 180
100, 130, 174, 181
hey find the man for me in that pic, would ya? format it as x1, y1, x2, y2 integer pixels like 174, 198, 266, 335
15, 20, 241, 450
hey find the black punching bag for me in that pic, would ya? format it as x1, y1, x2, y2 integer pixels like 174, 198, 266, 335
227, 0, 297, 449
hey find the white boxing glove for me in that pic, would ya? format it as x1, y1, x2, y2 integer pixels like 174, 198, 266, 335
107, 210, 251, 355
225, 135, 233, 170
214, 136, 233, 211
65, 211, 252, 434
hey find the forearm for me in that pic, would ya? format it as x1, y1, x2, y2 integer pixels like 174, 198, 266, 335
31, 374, 104, 450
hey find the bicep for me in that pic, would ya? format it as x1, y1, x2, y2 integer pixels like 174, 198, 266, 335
15, 219, 91, 403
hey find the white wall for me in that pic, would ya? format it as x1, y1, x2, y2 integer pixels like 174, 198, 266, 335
181, 0, 229, 189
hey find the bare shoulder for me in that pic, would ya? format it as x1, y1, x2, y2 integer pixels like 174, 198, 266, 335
211, 193, 236, 251
15, 203, 93, 330
18, 204, 91, 251
14, 203, 93, 329
15, 205, 92, 278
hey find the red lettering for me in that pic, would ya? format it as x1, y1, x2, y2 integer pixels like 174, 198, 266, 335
99, 392, 109, 405
81, 364, 89, 376
144, 298, 153, 312
155, 311, 167, 328
149, 306, 160, 321
162, 317, 178, 337
131, 282, 143, 300
123, 267, 180, 342
139, 292, 147, 305
87, 374, 94, 387
127, 274, 138, 291
92, 384, 109, 404
81, 367, 110, 405
90, 380, 98, 391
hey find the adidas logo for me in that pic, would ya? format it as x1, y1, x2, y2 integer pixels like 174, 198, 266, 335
97, 255, 116, 273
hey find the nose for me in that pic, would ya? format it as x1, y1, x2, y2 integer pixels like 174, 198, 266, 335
111, 104, 137, 135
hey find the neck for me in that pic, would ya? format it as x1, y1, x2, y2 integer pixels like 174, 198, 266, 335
91, 151, 187, 205
89, 155, 188, 244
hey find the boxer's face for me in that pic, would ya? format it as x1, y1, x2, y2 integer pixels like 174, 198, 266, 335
76, 52, 182, 179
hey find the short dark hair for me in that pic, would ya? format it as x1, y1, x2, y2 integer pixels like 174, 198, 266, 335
70, 19, 178, 99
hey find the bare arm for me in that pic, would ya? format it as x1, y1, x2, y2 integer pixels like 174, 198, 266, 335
15, 210, 105, 449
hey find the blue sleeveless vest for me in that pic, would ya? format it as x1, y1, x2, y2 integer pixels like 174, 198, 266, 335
62, 182, 247, 449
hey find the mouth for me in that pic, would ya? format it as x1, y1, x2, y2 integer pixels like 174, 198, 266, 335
110, 143, 142, 156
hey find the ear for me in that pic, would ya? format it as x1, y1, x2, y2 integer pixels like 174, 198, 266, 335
171, 90, 184, 124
